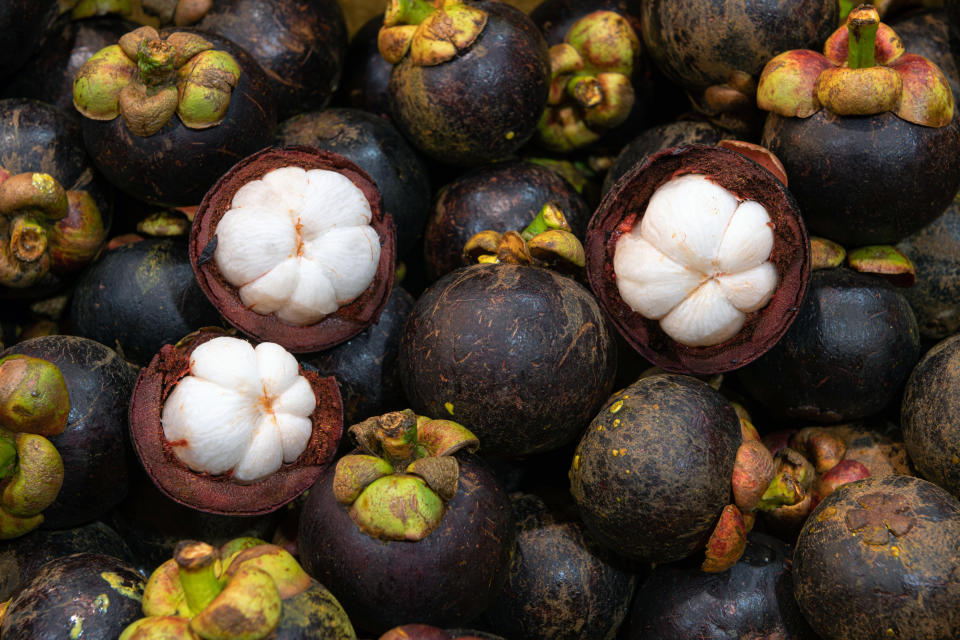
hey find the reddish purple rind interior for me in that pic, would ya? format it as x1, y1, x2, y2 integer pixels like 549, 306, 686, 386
129, 331, 344, 516
585, 145, 810, 374
189, 146, 397, 353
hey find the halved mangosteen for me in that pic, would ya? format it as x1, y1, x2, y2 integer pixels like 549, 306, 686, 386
585, 144, 809, 375
128, 330, 343, 516
189, 146, 396, 353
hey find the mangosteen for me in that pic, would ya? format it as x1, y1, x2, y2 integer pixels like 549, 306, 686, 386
896, 197, 960, 341
0, 0, 59, 80
336, 13, 394, 118
758, 5, 960, 245
569, 374, 742, 564
423, 160, 590, 282
900, 332, 960, 499
624, 532, 817, 639
197, 0, 348, 119
276, 108, 431, 259
298, 410, 516, 634
1, 552, 145, 640
380, 0, 550, 165
67, 236, 222, 366
586, 144, 809, 374
189, 146, 395, 352
641, 0, 837, 135
2, 17, 138, 119
303, 286, 414, 427
128, 331, 343, 516
72, 25, 277, 206
0, 520, 133, 601
399, 262, 616, 458
2, 335, 136, 529
737, 267, 921, 423
793, 474, 960, 639
482, 492, 638, 640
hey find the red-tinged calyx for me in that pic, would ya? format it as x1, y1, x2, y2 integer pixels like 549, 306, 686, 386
732, 439, 776, 513
702, 504, 747, 573
810, 236, 847, 270
333, 409, 479, 542
73, 26, 241, 136
379, 0, 487, 66
757, 4, 953, 127
538, 11, 640, 152
811, 459, 871, 510
790, 427, 847, 474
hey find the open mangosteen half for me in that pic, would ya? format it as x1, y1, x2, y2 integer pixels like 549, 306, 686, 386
129, 330, 343, 516
586, 144, 809, 375
189, 146, 396, 353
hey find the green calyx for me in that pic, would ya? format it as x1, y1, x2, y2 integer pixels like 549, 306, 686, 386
538, 11, 640, 152
757, 4, 953, 127
379, 0, 488, 66
462, 203, 586, 274
333, 409, 479, 542
846, 245, 916, 287
0, 355, 70, 437
73, 26, 241, 136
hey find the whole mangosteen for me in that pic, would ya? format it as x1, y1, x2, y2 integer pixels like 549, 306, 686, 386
737, 267, 921, 424
128, 330, 343, 516
399, 262, 616, 458
72, 25, 277, 206
297, 410, 516, 634
586, 144, 809, 374
189, 146, 395, 353
380, 0, 550, 165
793, 474, 960, 640
569, 374, 742, 564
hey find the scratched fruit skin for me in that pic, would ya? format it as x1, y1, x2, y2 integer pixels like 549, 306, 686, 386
569, 373, 741, 563
793, 474, 960, 640
0, 552, 144, 640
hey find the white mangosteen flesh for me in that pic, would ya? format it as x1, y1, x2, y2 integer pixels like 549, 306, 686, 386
161, 336, 317, 483
213, 166, 381, 326
613, 174, 778, 347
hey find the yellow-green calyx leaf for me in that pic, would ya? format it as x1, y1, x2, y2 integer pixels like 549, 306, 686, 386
0, 355, 70, 437
350, 475, 446, 541
537, 11, 640, 152
378, 0, 487, 67
755, 4, 953, 127
333, 454, 395, 504
1, 433, 64, 518
119, 616, 196, 640
189, 564, 281, 640
222, 545, 312, 600
72, 27, 240, 136
846, 244, 916, 287
702, 504, 747, 573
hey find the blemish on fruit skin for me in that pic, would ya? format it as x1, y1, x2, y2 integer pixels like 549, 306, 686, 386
573, 455, 580, 470
597, 425, 605, 432
953, 455, 959, 464
891, 546, 900, 557
505, 131, 515, 140
94, 593, 109, 613
613, 419, 621, 427
611, 449, 619, 456
444, 402, 454, 415
610, 400, 624, 413
817, 506, 837, 522
69, 615, 83, 639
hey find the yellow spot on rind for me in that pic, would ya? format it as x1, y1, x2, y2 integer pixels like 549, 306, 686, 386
444, 402, 455, 415
610, 400, 624, 413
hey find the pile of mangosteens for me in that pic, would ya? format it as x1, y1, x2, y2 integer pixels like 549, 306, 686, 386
5, 1, 960, 638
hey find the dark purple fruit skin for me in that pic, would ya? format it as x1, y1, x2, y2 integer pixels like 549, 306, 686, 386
303, 286, 414, 427
601, 120, 731, 196
737, 268, 921, 424
625, 532, 817, 640
67, 237, 222, 366
1, 336, 137, 529
762, 111, 960, 245
400, 263, 617, 458
274, 583, 356, 639
0, 552, 144, 640
793, 475, 960, 640
901, 333, 960, 500
0, 0, 59, 80
0, 521, 133, 602
891, 9, 960, 102
896, 199, 960, 342
2, 17, 138, 120
389, 0, 549, 165
297, 454, 516, 634
80, 29, 277, 207
569, 374, 741, 563
276, 108, 431, 258
483, 493, 637, 640
423, 161, 590, 282
198, 0, 347, 120
336, 13, 393, 119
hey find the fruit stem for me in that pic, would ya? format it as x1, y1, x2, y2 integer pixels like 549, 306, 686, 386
846, 5, 879, 69
384, 0, 436, 27
521, 203, 570, 241
174, 541, 223, 614
137, 38, 177, 87
9, 216, 47, 263
377, 411, 420, 469
0, 438, 17, 480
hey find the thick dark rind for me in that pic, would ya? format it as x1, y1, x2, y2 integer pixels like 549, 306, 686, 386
793, 475, 960, 640
297, 454, 516, 634
189, 145, 396, 353
128, 330, 344, 516
569, 374, 741, 563
585, 144, 809, 374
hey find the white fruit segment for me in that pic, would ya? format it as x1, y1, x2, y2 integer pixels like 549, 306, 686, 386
614, 174, 778, 347
161, 337, 316, 483
214, 166, 381, 326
